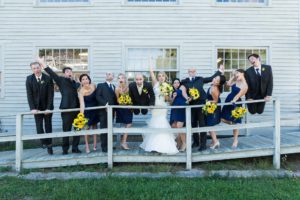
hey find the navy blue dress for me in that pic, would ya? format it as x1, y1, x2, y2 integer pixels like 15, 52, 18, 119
170, 89, 187, 124
221, 84, 242, 124
84, 90, 100, 126
206, 87, 221, 126
116, 92, 133, 124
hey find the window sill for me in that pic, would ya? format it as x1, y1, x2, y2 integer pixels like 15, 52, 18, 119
212, 3, 269, 8
34, 3, 93, 8
121, 3, 180, 7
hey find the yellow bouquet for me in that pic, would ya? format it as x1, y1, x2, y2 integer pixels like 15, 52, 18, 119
159, 82, 174, 97
202, 101, 217, 115
72, 113, 89, 131
118, 93, 133, 105
231, 106, 247, 120
189, 87, 200, 100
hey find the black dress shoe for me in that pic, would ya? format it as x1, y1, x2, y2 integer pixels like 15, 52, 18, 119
198, 146, 207, 151
47, 147, 53, 155
72, 149, 82, 153
62, 150, 68, 155
102, 148, 108, 153
42, 144, 47, 149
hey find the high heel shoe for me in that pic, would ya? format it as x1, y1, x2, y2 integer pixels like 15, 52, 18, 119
231, 141, 238, 149
210, 140, 220, 149
121, 142, 130, 150
86, 149, 91, 154
93, 146, 97, 151
179, 143, 186, 152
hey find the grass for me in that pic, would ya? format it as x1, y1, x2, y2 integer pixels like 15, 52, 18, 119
1, 176, 300, 200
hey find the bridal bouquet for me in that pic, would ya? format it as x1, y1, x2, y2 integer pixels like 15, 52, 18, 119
73, 113, 89, 131
202, 101, 217, 115
159, 82, 174, 97
118, 93, 133, 105
231, 106, 247, 120
189, 87, 200, 100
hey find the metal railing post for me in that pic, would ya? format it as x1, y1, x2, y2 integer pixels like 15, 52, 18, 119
107, 106, 113, 169
273, 99, 281, 169
185, 107, 192, 170
15, 114, 23, 173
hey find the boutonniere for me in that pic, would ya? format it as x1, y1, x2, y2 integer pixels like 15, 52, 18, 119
142, 88, 148, 94
262, 67, 265, 72
40, 81, 45, 84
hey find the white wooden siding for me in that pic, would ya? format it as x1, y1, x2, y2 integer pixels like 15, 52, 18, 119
0, 0, 299, 133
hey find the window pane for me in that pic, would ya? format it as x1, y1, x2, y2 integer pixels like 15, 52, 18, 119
39, 48, 89, 72
126, 47, 178, 83
217, 47, 268, 92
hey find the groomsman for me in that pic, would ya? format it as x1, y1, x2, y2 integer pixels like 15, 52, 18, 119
26, 62, 54, 155
37, 57, 81, 155
96, 72, 117, 152
129, 73, 155, 115
245, 53, 273, 114
182, 67, 223, 151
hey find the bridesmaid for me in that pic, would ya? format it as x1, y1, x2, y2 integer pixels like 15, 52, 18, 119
206, 75, 226, 149
115, 73, 133, 150
221, 69, 248, 148
78, 74, 99, 154
170, 78, 190, 151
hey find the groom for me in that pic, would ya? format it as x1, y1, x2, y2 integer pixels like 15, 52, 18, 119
182, 67, 223, 151
129, 73, 155, 115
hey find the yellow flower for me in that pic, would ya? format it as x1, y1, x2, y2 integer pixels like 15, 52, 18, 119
118, 93, 133, 105
231, 107, 247, 120
73, 113, 89, 131
202, 101, 217, 115
189, 87, 200, 100
143, 89, 148, 94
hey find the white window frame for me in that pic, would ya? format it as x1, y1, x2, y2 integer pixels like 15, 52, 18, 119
213, 44, 271, 93
35, 45, 92, 95
212, 0, 270, 7
122, 0, 180, 7
0, 44, 4, 98
123, 44, 180, 83
35, 0, 92, 7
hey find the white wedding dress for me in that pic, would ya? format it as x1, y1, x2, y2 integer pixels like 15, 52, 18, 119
140, 83, 179, 154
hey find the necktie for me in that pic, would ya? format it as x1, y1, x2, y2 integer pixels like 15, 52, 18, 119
190, 77, 194, 82
109, 83, 114, 92
37, 78, 41, 83
255, 68, 261, 77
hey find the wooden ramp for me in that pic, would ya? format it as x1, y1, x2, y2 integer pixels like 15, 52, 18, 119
1, 132, 300, 169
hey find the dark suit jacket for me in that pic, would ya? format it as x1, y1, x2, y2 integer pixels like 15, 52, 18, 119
44, 67, 80, 109
128, 81, 155, 106
26, 73, 54, 111
96, 82, 117, 111
245, 64, 273, 99
181, 71, 222, 104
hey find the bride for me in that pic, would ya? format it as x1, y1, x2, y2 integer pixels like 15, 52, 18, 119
140, 67, 179, 154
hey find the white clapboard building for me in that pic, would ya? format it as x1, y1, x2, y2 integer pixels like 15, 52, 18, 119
0, 0, 299, 133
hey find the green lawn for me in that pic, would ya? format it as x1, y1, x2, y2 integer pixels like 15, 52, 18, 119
1, 177, 300, 200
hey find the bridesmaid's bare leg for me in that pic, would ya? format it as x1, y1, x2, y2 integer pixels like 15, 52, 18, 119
177, 122, 186, 151
232, 129, 239, 148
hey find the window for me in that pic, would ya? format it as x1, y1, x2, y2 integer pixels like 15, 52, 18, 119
127, 0, 178, 5
126, 47, 178, 83
0, 45, 2, 97
39, 48, 89, 91
217, 48, 267, 91
216, 0, 267, 5
39, 0, 89, 3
